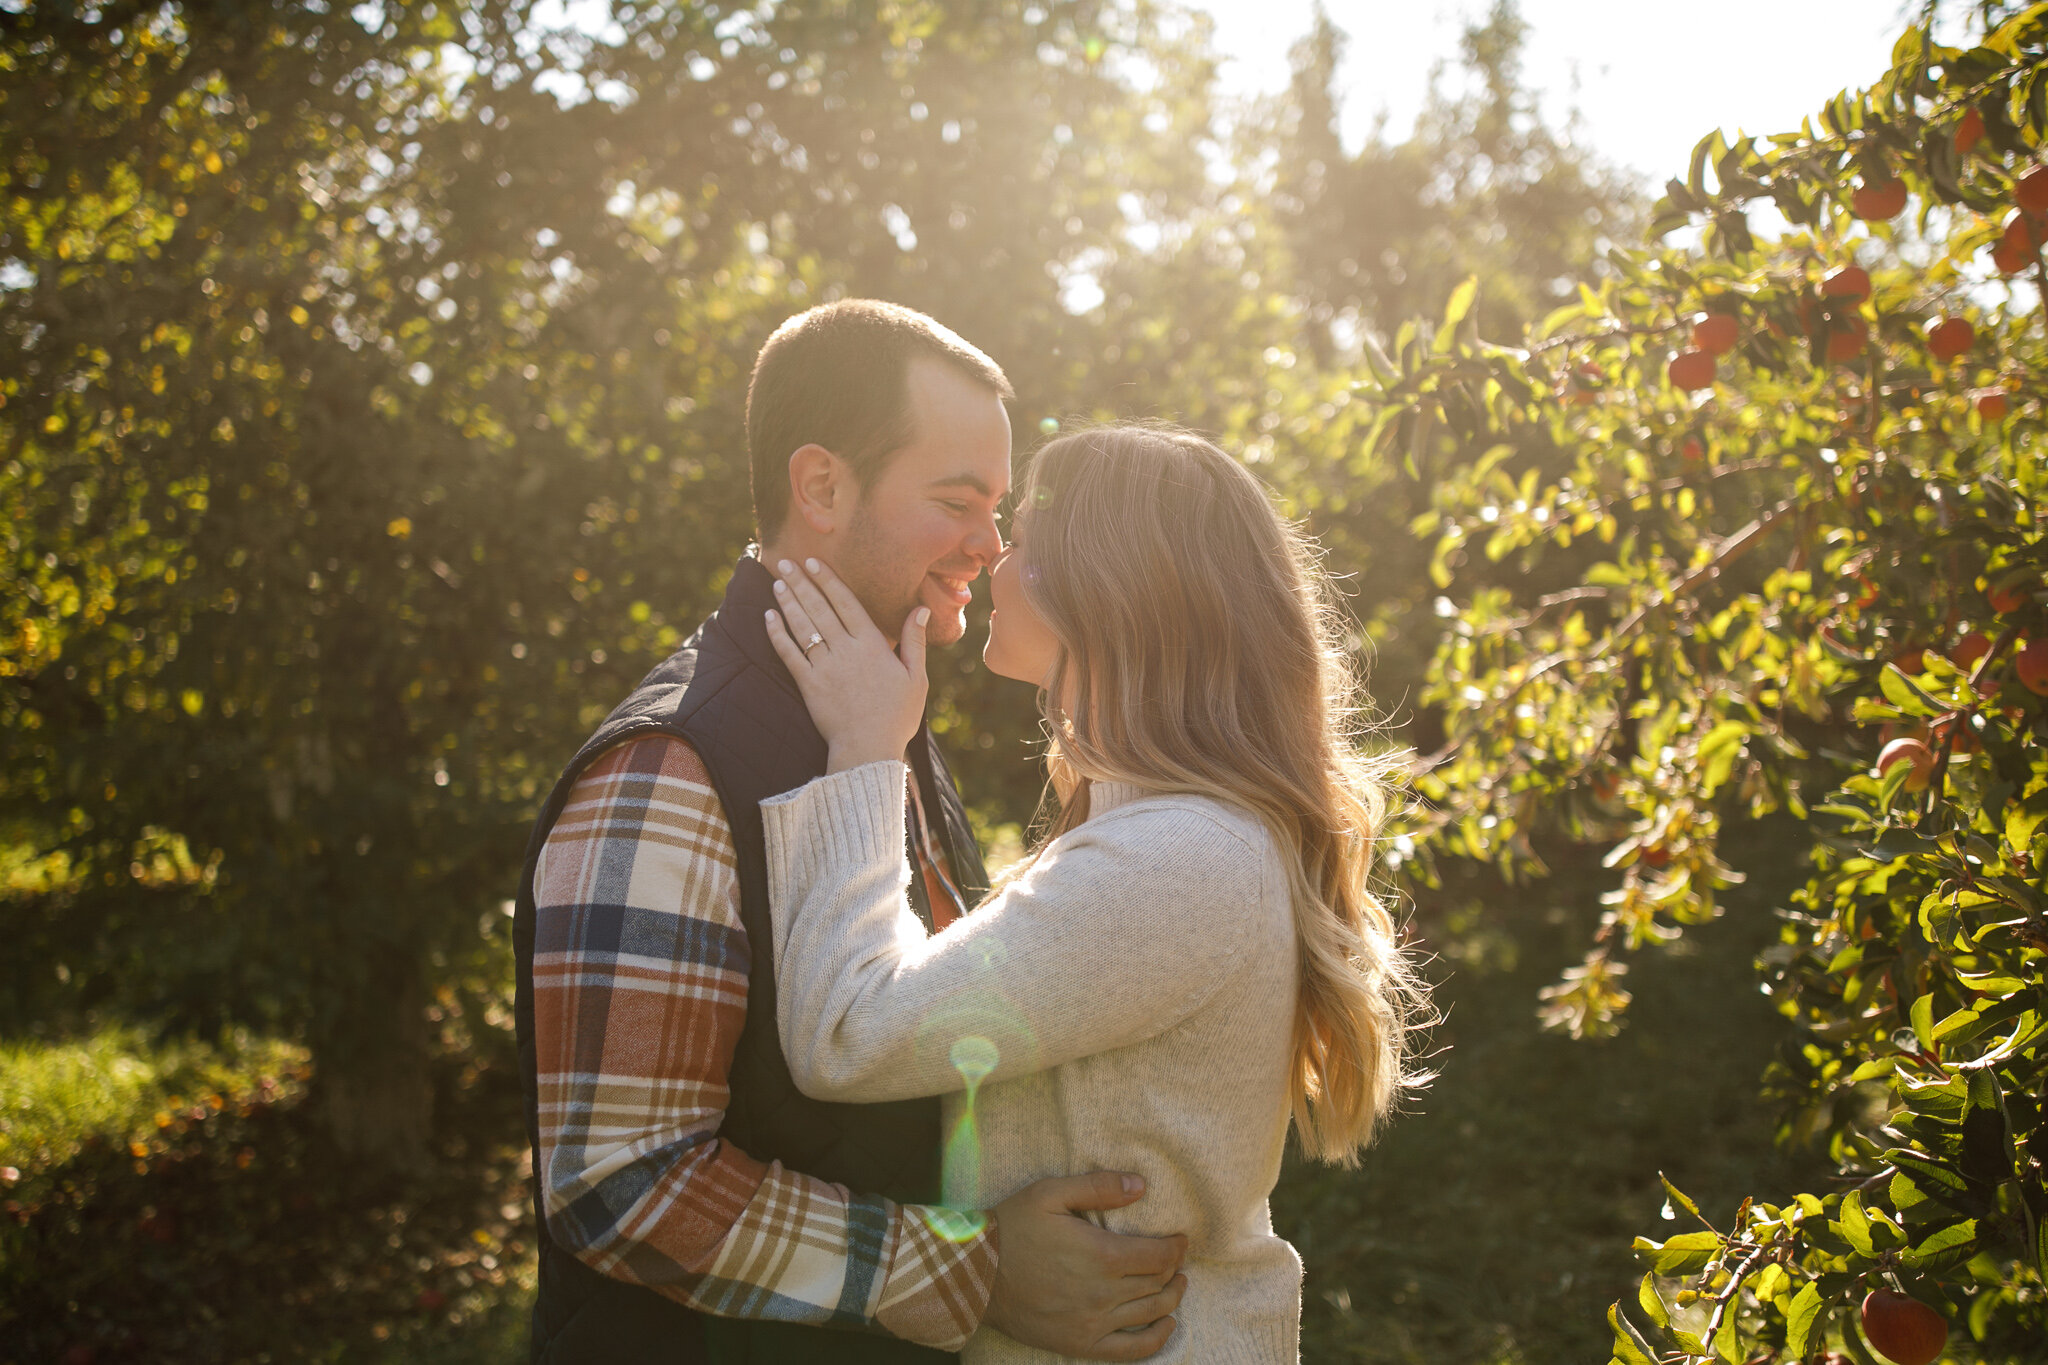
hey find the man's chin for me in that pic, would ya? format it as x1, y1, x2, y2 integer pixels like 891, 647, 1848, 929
915, 580, 972, 646
924, 608, 968, 647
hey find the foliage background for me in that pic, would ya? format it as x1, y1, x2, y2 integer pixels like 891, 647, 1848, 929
5, 0, 2045, 1362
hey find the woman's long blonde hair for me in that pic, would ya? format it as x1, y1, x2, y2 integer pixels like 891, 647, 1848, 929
1013, 423, 1430, 1164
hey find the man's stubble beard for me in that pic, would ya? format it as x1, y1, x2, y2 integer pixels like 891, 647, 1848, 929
838, 503, 966, 647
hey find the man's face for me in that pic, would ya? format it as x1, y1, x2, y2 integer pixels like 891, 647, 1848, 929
835, 356, 1012, 646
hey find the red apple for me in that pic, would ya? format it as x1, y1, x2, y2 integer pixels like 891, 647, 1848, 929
1878, 737, 1936, 792
1668, 349, 1715, 391
1931, 713, 1980, 754
1692, 312, 1740, 356
1988, 581, 2033, 613
1995, 214, 2039, 275
1828, 318, 1869, 362
1927, 316, 1975, 361
2019, 166, 2048, 216
1680, 435, 1705, 462
1955, 107, 1985, 155
1559, 360, 1602, 405
1949, 631, 1992, 670
2017, 638, 2048, 695
1853, 176, 1907, 219
1823, 265, 1872, 301
1860, 1288, 1948, 1365
2007, 211, 2040, 253
1977, 388, 2010, 421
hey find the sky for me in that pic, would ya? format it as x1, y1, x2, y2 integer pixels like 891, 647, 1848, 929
1190, 0, 1930, 181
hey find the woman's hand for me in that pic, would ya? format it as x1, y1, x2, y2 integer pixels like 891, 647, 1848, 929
763, 557, 930, 773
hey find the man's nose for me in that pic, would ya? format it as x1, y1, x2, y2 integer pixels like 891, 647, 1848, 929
966, 510, 1004, 565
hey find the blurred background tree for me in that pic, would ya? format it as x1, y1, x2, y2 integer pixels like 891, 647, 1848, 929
0, 0, 1216, 1169
3, 2, 1635, 1173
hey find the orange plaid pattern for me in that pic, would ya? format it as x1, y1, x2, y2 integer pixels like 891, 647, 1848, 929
531, 735, 996, 1348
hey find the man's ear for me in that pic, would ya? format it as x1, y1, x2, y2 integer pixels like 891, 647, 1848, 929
787, 443, 849, 535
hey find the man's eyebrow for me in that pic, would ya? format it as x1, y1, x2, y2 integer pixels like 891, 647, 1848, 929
927, 473, 999, 496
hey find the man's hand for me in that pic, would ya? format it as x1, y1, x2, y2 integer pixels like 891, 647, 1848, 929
981, 1172, 1188, 1362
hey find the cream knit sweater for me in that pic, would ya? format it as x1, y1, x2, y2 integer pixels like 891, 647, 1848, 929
761, 761, 1303, 1365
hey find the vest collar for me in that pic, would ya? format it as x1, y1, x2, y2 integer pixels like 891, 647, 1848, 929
714, 555, 804, 701
718, 554, 946, 747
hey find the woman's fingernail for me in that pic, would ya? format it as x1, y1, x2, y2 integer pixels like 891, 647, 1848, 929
773, 579, 787, 594
915, 607, 930, 626
805, 558, 821, 574
765, 609, 776, 623
777, 559, 795, 576
1122, 1174, 1144, 1195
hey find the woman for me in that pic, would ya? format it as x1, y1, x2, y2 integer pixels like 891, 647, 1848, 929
759, 424, 1429, 1363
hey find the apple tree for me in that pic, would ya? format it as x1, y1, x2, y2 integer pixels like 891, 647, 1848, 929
1360, 8, 2048, 1360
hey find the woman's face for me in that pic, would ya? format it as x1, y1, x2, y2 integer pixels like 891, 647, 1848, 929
984, 532, 1061, 687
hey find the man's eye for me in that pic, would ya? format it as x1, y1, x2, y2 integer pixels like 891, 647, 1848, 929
940, 501, 968, 515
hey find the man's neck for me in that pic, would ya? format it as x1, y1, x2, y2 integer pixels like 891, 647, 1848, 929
755, 536, 824, 572
752, 538, 904, 646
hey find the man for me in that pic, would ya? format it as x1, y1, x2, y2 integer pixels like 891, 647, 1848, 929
513, 299, 1188, 1363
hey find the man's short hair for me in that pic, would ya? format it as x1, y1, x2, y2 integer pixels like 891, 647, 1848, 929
746, 299, 1014, 541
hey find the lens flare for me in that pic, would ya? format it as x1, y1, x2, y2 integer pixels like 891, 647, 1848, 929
938, 1034, 1000, 1238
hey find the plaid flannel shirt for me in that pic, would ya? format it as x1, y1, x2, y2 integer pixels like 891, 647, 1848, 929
530, 735, 998, 1350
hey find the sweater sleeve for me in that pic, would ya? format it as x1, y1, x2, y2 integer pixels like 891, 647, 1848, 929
761, 760, 1263, 1104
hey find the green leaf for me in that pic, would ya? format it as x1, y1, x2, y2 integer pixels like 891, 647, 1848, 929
1902, 1218, 1978, 1267
2005, 791, 2048, 857
1659, 1173, 1704, 1225
1931, 1005, 1984, 1042
1637, 1273, 1670, 1329
1697, 720, 1750, 795
1892, 21, 1926, 69
1634, 1229, 1721, 1275
1714, 1310, 1742, 1365
1441, 275, 1480, 334
1606, 1303, 1658, 1365
1784, 1280, 1824, 1358
1688, 129, 1727, 198
1835, 1188, 1876, 1255
1534, 300, 1587, 342
1960, 1069, 2015, 1186
1911, 992, 1936, 1050
1878, 663, 1942, 717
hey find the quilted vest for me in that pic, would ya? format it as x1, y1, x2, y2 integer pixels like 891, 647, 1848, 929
514, 556, 991, 1364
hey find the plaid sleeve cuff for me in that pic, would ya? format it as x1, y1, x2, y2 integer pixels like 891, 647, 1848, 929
876, 1203, 1000, 1351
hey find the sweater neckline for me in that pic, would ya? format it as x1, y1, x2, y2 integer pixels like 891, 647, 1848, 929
1087, 780, 1154, 816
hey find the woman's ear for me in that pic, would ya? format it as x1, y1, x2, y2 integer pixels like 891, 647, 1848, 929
787, 443, 846, 534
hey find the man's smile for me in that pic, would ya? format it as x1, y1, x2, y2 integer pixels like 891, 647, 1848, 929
926, 570, 976, 606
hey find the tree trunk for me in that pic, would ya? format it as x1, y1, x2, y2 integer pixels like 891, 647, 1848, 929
312, 962, 435, 1176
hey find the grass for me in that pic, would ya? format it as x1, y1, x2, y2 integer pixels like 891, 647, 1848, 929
0, 1027, 307, 1181
0, 855, 1831, 1363
0, 1025, 536, 1365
